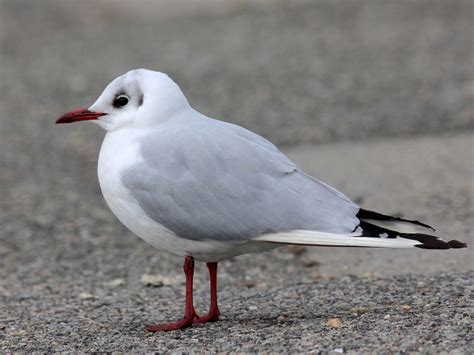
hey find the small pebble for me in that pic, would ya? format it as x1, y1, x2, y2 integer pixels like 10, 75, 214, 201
362, 272, 379, 278
351, 307, 367, 315
79, 292, 94, 300
326, 318, 342, 329
401, 304, 412, 312
105, 278, 125, 288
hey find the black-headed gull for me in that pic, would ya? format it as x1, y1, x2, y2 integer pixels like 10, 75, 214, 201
56, 69, 466, 331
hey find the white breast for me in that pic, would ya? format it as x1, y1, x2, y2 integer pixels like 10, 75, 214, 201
97, 128, 273, 261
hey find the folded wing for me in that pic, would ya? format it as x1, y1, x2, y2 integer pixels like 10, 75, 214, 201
122, 116, 360, 242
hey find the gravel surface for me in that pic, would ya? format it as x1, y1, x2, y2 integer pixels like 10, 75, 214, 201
1, 271, 472, 352
1, 0, 473, 352
2, 133, 472, 352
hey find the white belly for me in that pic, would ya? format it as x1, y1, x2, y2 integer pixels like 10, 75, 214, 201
97, 129, 276, 261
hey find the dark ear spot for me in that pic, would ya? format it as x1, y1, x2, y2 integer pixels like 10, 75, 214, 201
138, 93, 144, 107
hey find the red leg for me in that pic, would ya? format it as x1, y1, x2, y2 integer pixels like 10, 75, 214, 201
147, 256, 198, 332
194, 262, 220, 324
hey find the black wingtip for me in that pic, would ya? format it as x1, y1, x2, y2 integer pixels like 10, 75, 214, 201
413, 236, 467, 250
357, 208, 436, 232
448, 240, 467, 249
359, 221, 467, 250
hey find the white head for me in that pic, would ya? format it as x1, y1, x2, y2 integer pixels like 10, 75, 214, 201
56, 69, 190, 131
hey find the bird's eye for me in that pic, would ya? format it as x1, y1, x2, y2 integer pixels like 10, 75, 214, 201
113, 95, 129, 108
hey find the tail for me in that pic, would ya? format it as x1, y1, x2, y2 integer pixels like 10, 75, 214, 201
254, 208, 467, 250
356, 208, 466, 249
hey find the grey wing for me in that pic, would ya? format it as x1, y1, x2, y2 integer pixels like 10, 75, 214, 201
122, 118, 359, 241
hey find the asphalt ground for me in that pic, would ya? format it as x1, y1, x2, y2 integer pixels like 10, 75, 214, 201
1, 0, 473, 352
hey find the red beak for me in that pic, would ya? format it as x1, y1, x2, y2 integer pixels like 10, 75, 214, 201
55, 108, 107, 124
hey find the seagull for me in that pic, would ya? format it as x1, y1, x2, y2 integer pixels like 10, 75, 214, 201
56, 69, 466, 331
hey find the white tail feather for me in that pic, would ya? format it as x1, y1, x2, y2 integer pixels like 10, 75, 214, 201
254, 229, 419, 248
